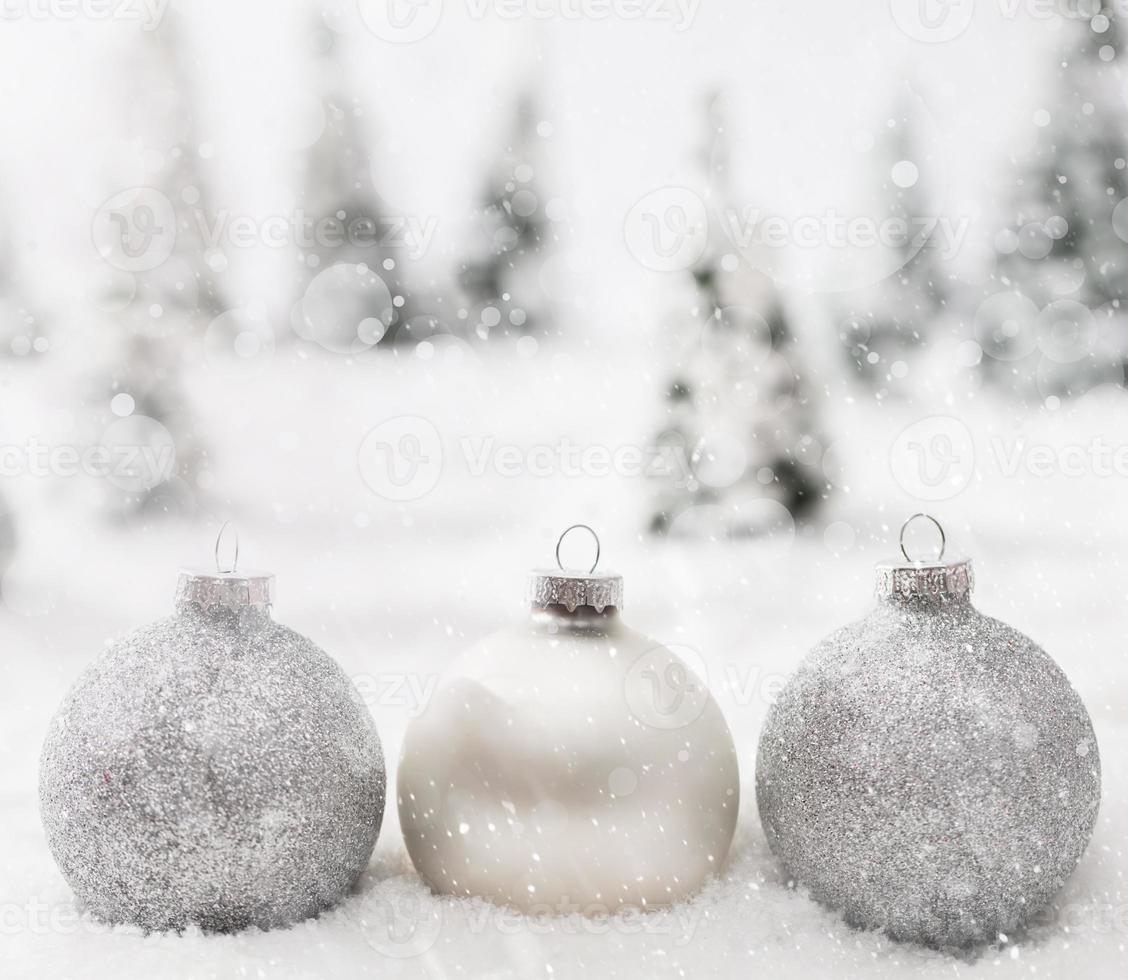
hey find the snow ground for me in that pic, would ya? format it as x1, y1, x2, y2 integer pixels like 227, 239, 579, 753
2, 347, 1127, 978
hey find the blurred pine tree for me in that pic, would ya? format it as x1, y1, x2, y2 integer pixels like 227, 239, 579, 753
293, 24, 423, 347
0, 213, 48, 360
93, 11, 230, 519
838, 86, 951, 397
989, 6, 1128, 395
458, 90, 557, 341
649, 91, 828, 538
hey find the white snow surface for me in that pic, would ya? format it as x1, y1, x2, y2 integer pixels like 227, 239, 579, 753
2, 347, 1127, 978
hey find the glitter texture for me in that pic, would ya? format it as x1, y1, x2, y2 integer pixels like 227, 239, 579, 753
39, 586, 385, 933
756, 561, 1101, 948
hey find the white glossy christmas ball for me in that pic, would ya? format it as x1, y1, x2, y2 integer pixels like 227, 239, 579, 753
398, 565, 739, 913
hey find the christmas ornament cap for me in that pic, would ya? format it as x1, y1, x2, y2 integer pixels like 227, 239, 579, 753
526, 524, 623, 613
176, 523, 275, 611
875, 513, 973, 600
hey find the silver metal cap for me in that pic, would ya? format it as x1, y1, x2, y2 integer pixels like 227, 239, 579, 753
875, 558, 974, 599
173, 522, 274, 612
526, 570, 624, 613
527, 524, 623, 612
175, 569, 275, 611
877, 513, 973, 599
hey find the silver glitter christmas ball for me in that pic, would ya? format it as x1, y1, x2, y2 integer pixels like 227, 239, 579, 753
757, 553, 1101, 948
40, 566, 385, 932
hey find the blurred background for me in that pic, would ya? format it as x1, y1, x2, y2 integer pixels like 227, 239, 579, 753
4, 1, 1128, 973
0, 2, 1125, 628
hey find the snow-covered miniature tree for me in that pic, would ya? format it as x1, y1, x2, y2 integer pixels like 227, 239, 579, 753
838, 88, 950, 394
649, 92, 827, 537
989, 8, 1128, 391
292, 26, 422, 347
458, 90, 556, 340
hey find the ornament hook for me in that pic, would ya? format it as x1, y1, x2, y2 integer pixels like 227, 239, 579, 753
555, 524, 601, 574
900, 513, 945, 563
215, 521, 240, 575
